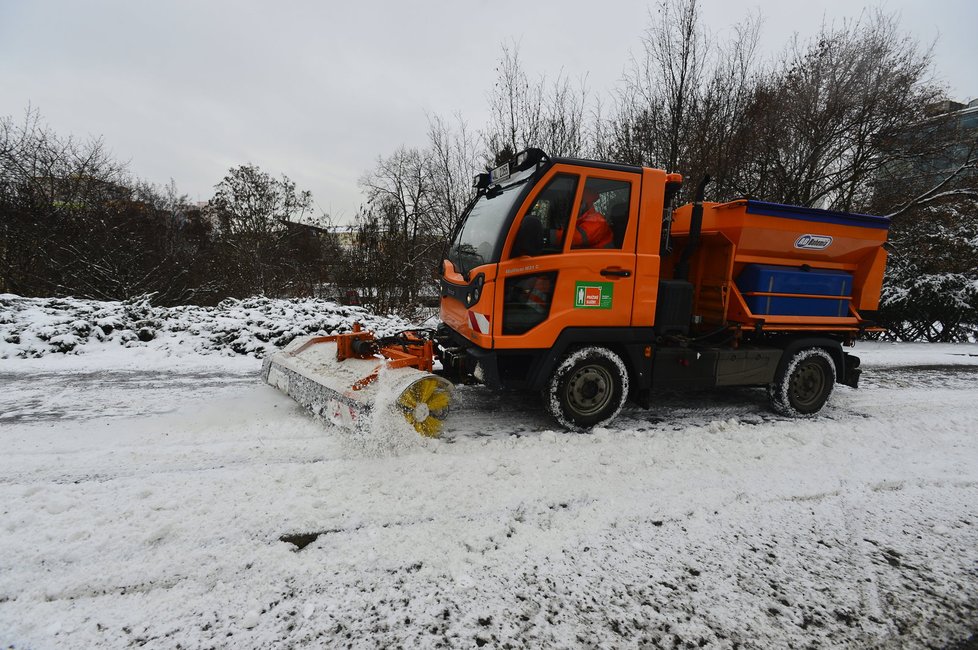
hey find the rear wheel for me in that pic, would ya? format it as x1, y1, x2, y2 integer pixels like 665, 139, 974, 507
545, 347, 629, 430
769, 347, 836, 416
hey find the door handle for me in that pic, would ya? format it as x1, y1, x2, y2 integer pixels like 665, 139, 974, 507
600, 267, 632, 278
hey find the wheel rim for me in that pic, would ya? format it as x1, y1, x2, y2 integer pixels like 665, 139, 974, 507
566, 364, 613, 417
790, 359, 826, 409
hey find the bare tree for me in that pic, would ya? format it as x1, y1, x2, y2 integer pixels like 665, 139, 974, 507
1, 108, 127, 296
603, 0, 765, 202
357, 147, 441, 310
427, 112, 481, 236
0, 109, 234, 304
610, 0, 706, 171
210, 164, 313, 236
208, 164, 315, 296
359, 147, 431, 241
731, 12, 941, 211
485, 43, 589, 160
683, 12, 762, 199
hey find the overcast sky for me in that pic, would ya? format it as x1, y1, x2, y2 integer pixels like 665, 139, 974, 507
1, 0, 975, 223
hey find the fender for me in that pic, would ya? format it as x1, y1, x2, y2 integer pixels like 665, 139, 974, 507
524, 327, 655, 392
770, 336, 849, 385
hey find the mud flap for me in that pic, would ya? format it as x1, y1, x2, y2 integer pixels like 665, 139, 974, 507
842, 353, 861, 388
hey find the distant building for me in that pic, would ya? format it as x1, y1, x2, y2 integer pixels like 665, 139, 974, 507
327, 224, 359, 249
881, 98, 978, 187
921, 98, 978, 178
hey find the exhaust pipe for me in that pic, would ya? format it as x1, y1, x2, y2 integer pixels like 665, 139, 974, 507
659, 177, 683, 256
674, 174, 711, 281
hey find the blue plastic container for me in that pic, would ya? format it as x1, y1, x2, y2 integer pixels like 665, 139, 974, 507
737, 264, 853, 317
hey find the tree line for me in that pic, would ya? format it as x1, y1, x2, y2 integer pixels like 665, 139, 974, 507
0, 110, 342, 306
1, 0, 976, 338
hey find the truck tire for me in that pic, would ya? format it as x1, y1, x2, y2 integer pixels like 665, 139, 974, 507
769, 347, 836, 417
545, 347, 629, 431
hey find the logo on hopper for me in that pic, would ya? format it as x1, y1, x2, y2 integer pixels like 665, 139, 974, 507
795, 234, 833, 250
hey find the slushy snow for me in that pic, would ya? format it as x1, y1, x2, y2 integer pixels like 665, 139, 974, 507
1, 296, 976, 648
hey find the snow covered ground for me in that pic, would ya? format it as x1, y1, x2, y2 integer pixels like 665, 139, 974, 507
1, 297, 977, 648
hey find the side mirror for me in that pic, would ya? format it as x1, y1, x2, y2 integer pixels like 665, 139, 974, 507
512, 215, 544, 257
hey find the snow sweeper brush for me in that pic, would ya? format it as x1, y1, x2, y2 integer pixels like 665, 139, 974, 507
261, 325, 453, 437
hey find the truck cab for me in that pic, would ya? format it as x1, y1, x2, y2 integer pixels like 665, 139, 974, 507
438, 149, 890, 430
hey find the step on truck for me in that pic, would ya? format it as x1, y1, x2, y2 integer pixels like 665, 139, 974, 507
263, 148, 890, 434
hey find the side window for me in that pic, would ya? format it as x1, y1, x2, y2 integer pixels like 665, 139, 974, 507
570, 178, 632, 250
502, 272, 557, 335
515, 174, 578, 257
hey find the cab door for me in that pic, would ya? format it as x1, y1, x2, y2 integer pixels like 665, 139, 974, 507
493, 165, 640, 350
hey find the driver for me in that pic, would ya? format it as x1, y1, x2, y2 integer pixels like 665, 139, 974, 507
568, 188, 614, 249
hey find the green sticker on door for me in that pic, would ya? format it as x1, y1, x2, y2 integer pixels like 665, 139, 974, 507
574, 281, 613, 309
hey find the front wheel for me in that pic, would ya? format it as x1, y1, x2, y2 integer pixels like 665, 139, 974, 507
769, 347, 836, 417
545, 347, 629, 431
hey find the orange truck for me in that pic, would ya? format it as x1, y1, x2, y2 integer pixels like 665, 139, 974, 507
435, 148, 889, 429
263, 148, 889, 435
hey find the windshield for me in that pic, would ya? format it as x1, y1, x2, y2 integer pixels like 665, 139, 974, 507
448, 182, 527, 276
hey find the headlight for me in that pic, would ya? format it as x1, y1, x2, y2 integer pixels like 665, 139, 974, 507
465, 274, 485, 306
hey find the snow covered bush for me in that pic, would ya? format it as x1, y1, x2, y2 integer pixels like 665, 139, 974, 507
0, 294, 416, 359
879, 199, 978, 342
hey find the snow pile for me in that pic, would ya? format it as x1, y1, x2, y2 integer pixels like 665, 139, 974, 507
0, 294, 416, 360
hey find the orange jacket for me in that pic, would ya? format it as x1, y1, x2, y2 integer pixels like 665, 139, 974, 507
570, 208, 614, 249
